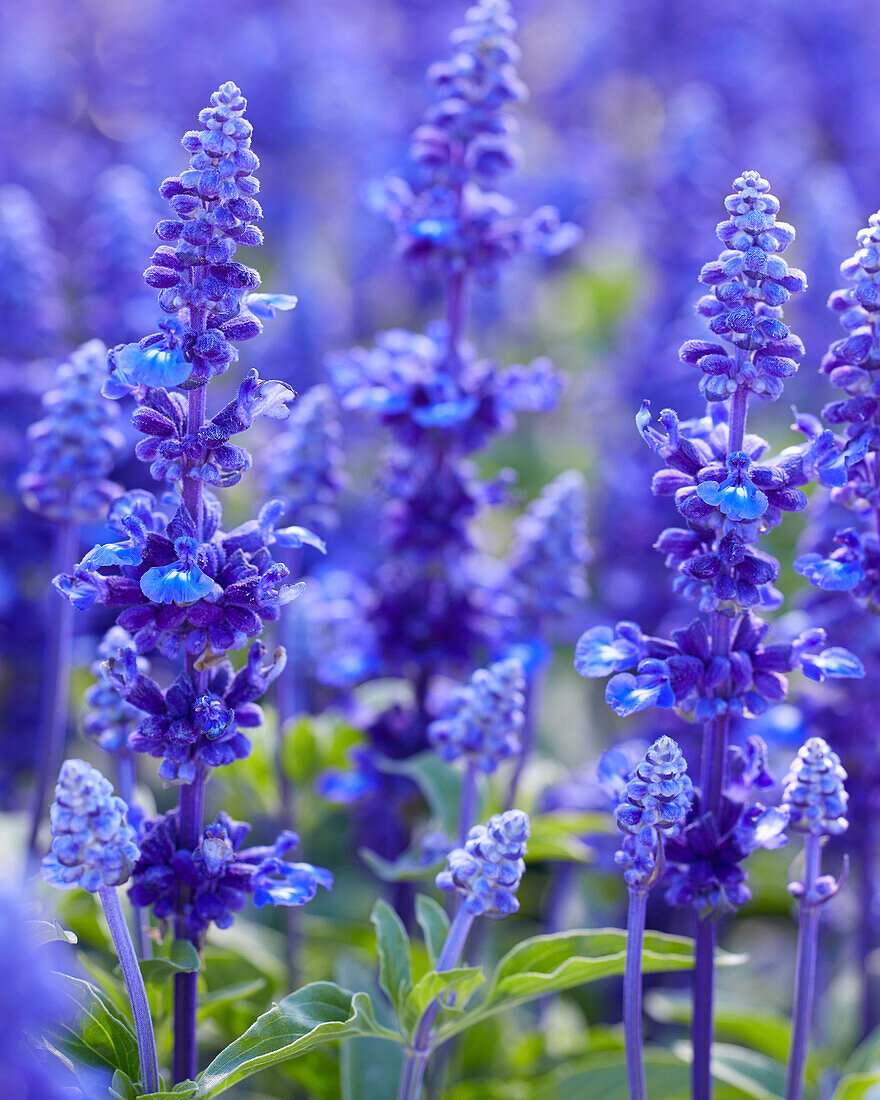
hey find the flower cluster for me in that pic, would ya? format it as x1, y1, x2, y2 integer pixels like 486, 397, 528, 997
577, 612, 862, 722
41, 759, 140, 893
613, 736, 693, 888
129, 810, 332, 941
664, 786, 789, 919
684, 171, 806, 403
792, 211, 880, 608
428, 657, 525, 773
371, 0, 578, 284
106, 638, 285, 785
54, 491, 321, 664
436, 809, 529, 917
782, 736, 849, 838
19, 339, 124, 522
112, 82, 266, 389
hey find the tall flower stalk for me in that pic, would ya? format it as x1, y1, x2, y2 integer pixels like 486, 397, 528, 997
793, 207, 880, 1037
52, 82, 332, 1084
395, 809, 529, 1100
574, 171, 864, 1100
325, 0, 579, 867
781, 738, 848, 1100
42, 760, 159, 1093
613, 737, 692, 1100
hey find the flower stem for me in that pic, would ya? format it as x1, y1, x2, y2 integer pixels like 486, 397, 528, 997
396, 905, 475, 1100
99, 885, 160, 1094
506, 663, 542, 812
784, 835, 822, 1100
173, 761, 205, 1083
624, 887, 648, 1100
27, 518, 79, 864
115, 750, 151, 960
692, 917, 716, 1100
457, 760, 479, 845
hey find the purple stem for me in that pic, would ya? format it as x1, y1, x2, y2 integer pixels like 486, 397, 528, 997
457, 760, 479, 846
624, 887, 648, 1100
27, 519, 79, 863
115, 751, 151, 960
692, 380, 750, 1099
784, 835, 822, 1100
692, 918, 716, 1100
506, 662, 543, 812
173, 762, 206, 1084
100, 884, 160, 1093
396, 904, 475, 1100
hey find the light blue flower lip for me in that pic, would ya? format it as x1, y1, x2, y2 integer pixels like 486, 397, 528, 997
246, 292, 299, 319
697, 450, 768, 521
113, 341, 192, 389
139, 536, 216, 605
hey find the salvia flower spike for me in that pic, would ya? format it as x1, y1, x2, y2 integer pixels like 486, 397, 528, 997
615, 737, 692, 1100
575, 170, 864, 1100
42, 760, 159, 1092
397, 808, 530, 1100
429, 657, 525, 840
782, 738, 848, 1100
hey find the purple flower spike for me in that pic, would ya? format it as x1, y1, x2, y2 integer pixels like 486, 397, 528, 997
42, 760, 140, 893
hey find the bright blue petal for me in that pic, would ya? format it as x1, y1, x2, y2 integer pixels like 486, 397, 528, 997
316, 768, 379, 803
412, 397, 478, 428
574, 625, 640, 678
115, 342, 191, 388
793, 552, 863, 591
80, 540, 143, 570
606, 672, 673, 718
274, 525, 327, 554
140, 561, 215, 605
246, 293, 299, 319
803, 646, 866, 681
697, 478, 768, 520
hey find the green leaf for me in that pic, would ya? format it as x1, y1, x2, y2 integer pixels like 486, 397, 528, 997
674, 1041, 791, 1100
48, 971, 140, 1080
381, 752, 460, 837
434, 928, 735, 1045
401, 967, 485, 1033
341, 1036, 402, 1100
527, 1046, 692, 1100
845, 1023, 880, 1075
109, 1069, 137, 1100
415, 894, 450, 967
140, 939, 201, 987
645, 990, 803, 1074
197, 978, 267, 1017
832, 1072, 880, 1100
194, 981, 395, 1098
370, 899, 412, 1013
524, 812, 612, 864
141, 1085, 197, 1100
26, 919, 78, 946
359, 844, 442, 883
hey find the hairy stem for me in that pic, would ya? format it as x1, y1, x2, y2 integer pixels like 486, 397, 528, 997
115, 751, 151, 960
784, 835, 822, 1100
27, 519, 79, 864
396, 905, 475, 1100
457, 760, 479, 846
624, 887, 648, 1100
692, 918, 716, 1100
100, 885, 159, 1093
